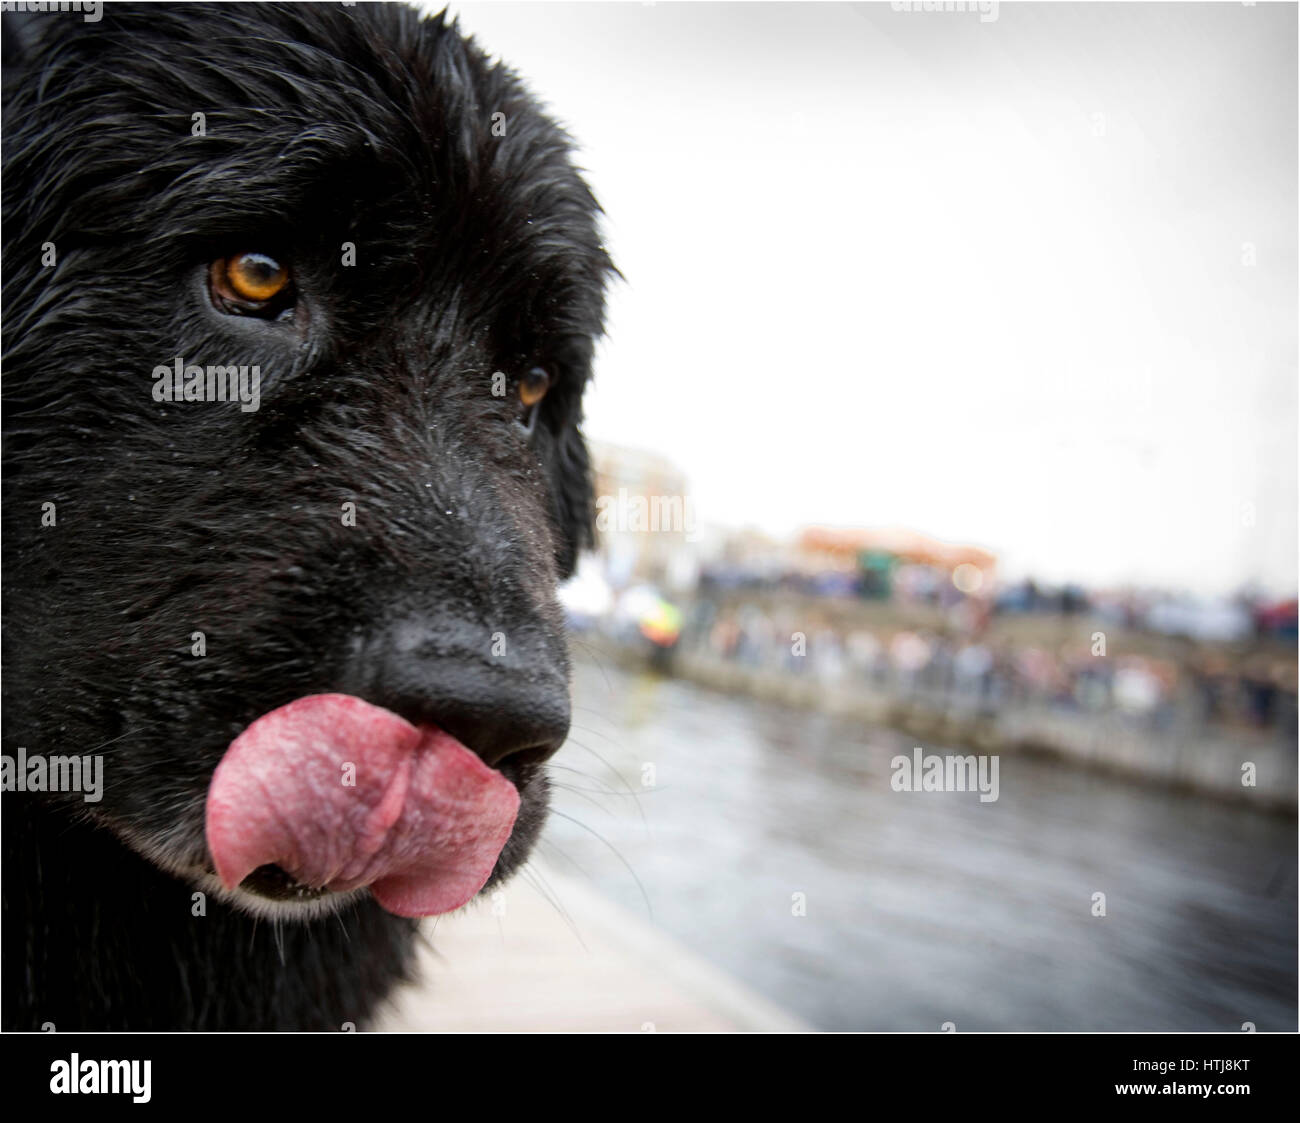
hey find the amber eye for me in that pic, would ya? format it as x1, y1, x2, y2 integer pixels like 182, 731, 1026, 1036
518, 366, 551, 408
210, 252, 291, 315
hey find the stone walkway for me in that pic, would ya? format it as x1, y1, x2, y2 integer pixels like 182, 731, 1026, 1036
374, 864, 807, 1033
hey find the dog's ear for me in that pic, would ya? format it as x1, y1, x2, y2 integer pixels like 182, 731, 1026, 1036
551, 421, 594, 581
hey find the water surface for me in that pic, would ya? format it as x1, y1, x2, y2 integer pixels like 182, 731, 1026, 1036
541, 659, 1296, 1031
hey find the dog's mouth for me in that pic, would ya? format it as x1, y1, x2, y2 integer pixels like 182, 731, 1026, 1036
204, 694, 521, 917
239, 864, 335, 902
218, 863, 419, 910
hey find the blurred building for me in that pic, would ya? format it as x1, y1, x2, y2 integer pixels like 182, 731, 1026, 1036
588, 440, 700, 592
795, 526, 998, 600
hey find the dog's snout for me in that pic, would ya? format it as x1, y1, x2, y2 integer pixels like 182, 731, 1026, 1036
347, 615, 570, 771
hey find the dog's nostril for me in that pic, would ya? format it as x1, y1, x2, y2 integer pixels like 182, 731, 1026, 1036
512, 744, 555, 768
494, 743, 557, 780
434, 705, 567, 772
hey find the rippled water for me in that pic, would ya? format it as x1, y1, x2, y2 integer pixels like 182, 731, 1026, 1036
541, 659, 1297, 1031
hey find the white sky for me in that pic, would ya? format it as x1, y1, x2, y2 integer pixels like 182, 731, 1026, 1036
444, 1, 1297, 596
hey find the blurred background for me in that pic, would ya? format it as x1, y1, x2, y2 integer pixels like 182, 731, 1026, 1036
392, 1, 1298, 1032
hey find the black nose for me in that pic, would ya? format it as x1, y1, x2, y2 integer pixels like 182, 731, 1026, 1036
345, 615, 570, 771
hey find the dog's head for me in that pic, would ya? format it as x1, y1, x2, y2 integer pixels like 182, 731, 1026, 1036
2, 3, 612, 918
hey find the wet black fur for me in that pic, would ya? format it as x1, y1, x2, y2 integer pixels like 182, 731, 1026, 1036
1, 2, 611, 1029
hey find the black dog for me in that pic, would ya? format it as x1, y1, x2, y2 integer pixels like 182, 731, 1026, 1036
2, 2, 611, 1029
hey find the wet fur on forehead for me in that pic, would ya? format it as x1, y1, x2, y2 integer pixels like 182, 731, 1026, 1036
5, 2, 608, 278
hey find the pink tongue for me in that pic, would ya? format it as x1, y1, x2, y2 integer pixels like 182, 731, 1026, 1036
205, 694, 520, 917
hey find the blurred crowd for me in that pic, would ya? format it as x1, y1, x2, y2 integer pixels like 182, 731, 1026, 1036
702, 567, 1298, 645
563, 540, 1298, 741
681, 597, 1297, 740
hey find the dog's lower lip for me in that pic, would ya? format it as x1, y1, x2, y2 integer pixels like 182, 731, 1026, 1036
239, 863, 332, 902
